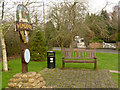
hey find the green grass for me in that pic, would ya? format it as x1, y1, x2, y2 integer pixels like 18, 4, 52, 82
1, 50, 119, 88
55, 51, 118, 70
2, 58, 47, 88
110, 73, 119, 86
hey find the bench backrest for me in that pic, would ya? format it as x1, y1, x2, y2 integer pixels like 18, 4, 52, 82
62, 48, 96, 59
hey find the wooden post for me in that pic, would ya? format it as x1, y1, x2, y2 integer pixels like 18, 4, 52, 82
19, 31, 28, 73
16, 4, 32, 73
62, 57, 64, 69
94, 57, 97, 70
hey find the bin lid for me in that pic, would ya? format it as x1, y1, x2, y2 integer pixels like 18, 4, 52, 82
47, 51, 55, 53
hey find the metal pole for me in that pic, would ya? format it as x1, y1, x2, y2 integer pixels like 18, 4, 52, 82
43, 0, 45, 38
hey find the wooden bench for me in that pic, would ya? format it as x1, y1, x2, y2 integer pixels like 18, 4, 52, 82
62, 49, 97, 70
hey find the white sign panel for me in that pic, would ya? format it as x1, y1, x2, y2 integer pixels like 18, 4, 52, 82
24, 49, 30, 63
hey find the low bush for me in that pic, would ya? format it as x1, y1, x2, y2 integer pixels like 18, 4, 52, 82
89, 37, 104, 43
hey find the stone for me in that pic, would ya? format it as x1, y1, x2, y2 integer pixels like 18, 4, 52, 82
10, 78, 22, 83
22, 78, 28, 83
35, 74, 41, 79
18, 84, 22, 88
15, 78, 22, 83
40, 81, 46, 86
28, 78, 35, 83
35, 83, 43, 88
42, 86, 46, 88
31, 83, 37, 87
32, 79, 40, 86
27, 72, 36, 78
43, 81, 46, 85
8, 72, 47, 88
17, 82, 23, 88
22, 74, 27, 79
8, 83, 14, 87
47, 86, 53, 88
35, 75, 39, 79
23, 83, 31, 87
14, 83, 17, 87
9, 78, 14, 82
36, 73, 41, 77
39, 77, 44, 82
13, 73, 22, 78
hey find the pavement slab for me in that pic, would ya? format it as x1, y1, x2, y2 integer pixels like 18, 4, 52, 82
40, 68, 118, 88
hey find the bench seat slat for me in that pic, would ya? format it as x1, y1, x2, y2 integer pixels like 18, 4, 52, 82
62, 49, 97, 70
64, 60, 95, 63
64, 57, 94, 59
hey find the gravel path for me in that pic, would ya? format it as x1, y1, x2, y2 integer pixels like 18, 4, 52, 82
40, 68, 118, 88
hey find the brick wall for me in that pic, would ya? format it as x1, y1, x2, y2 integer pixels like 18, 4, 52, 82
89, 43, 103, 48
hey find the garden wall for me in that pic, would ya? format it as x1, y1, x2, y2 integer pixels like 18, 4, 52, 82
118, 42, 120, 48
89, 43, 103, 48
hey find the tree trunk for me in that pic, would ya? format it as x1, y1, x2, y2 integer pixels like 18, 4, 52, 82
116, 41, 118, 51
70, 36, 74, 49
0, 28, 8, 71
1, 0, 8, 71
61, 41, 63, 53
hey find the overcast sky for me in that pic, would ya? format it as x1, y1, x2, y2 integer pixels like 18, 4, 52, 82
0, 0, 119, 22
88, 0, 119, 13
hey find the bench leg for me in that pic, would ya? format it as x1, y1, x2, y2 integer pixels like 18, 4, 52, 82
62, 61, 65, 69
94, 59, 97, 70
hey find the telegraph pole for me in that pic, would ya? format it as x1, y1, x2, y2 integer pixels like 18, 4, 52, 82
43, 0, 45, 38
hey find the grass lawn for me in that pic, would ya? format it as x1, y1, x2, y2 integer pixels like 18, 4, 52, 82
1, 50, 119, 88
110, 73, 119, 86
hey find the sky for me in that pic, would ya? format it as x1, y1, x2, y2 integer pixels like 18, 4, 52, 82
0, 0, 119, 22
88, 0, 119, 13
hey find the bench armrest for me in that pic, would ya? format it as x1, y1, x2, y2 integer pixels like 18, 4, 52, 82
62, 56, 64, 59
94, 57, 97, 59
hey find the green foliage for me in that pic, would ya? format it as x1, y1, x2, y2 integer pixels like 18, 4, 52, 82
30, 28, 48, 61
101, 10, 109, 20
5, 28, 20, 57
89, 37, 104, 43
27, 13, 29, 22
116, 33, 120, 42
16, 10, 19, 21
86, 13, 108, 39
45, 21, 55, 48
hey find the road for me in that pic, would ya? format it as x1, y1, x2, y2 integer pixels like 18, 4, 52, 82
53, 47, 118, 54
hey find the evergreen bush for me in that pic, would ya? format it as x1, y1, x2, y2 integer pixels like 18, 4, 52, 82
30, 29, 48, 61
89, 37, 104, 43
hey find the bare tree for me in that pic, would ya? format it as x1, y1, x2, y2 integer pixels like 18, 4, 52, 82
0, 0, 43, 71
48, 1, 89, 49
0, 0, 8, 71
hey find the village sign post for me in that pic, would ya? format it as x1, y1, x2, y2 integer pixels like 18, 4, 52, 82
15, 4, 33, 73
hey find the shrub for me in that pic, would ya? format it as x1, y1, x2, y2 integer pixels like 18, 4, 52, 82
5, 29, 20, 57
89, 37, 104, 43
116, 33, 120, 42
30, 29, 48, 61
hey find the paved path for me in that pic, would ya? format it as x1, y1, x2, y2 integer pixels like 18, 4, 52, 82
40, 68, 118, 88
53, 47, 118, 54
109, 70, 120, 74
